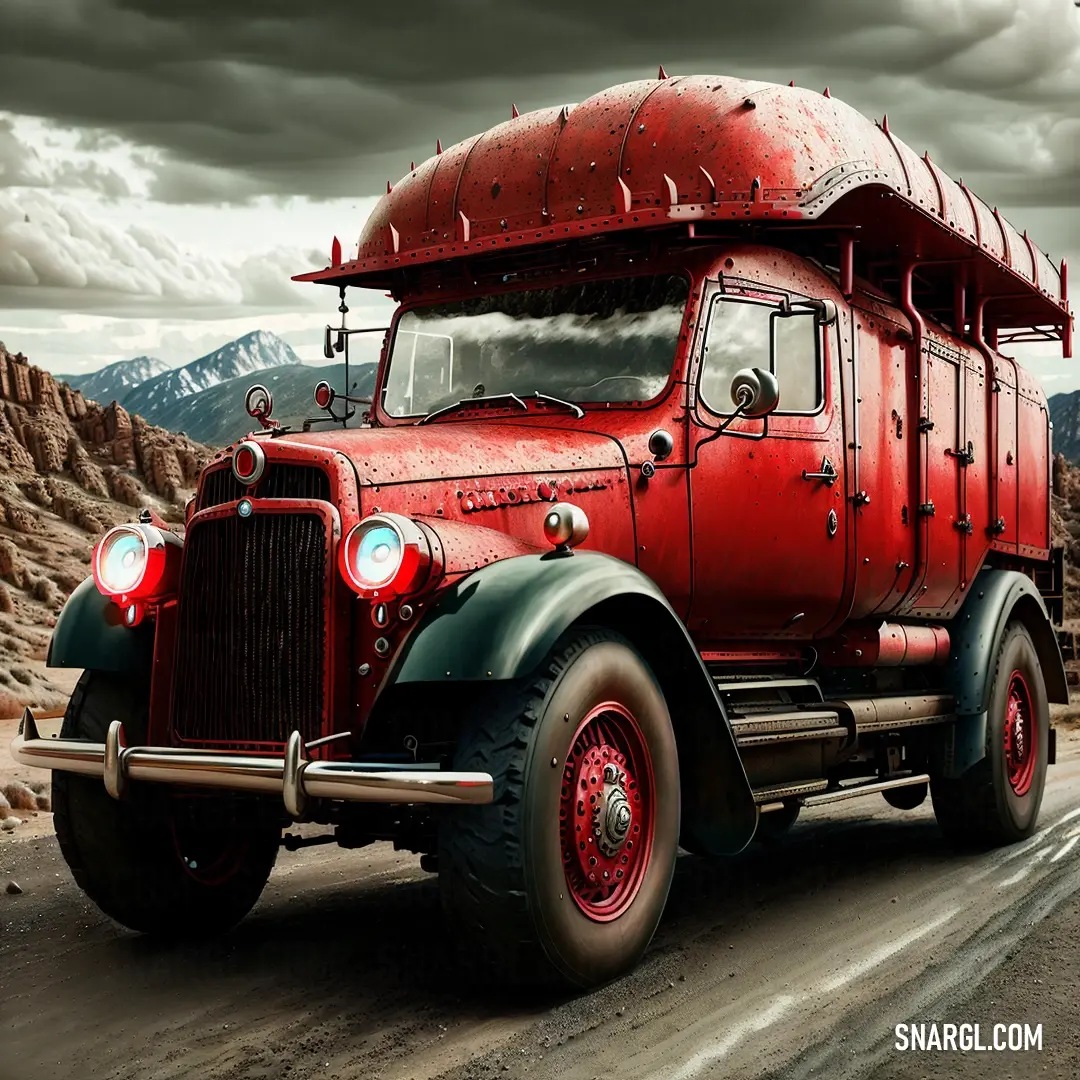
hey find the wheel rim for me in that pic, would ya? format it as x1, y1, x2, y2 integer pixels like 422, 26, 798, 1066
559, 701, 655, 922
1004, 671, 1037, 797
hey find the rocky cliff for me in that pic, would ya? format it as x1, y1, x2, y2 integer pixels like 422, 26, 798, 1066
0, 340, 210, 717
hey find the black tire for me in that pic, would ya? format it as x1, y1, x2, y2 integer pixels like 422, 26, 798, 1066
931, 621, 1049, 846
754, 800, 800, 841
438, 628, 680, 990
883, 782, 928, 810
53, 671, 282, 936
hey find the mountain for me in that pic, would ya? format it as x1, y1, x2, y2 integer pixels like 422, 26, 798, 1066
147, 362, 378, 446
57, 355, 171, 405
1050, 392, 1080, 462
120, 330, 300, 427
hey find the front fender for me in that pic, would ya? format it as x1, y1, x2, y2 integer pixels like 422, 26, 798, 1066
46, 577, 155, 674
390, 552, 757, 855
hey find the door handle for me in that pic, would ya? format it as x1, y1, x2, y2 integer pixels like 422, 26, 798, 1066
802, 455, 837, 486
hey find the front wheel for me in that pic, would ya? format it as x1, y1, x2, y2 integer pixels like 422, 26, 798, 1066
438, 628, 680, 989
930, 621, 1049, 846
53, 671, 282, 937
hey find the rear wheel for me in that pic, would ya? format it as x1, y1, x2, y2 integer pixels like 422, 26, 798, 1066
930, 621, 1049, 846
53, 671, 282, 936
438, 628, 680, 989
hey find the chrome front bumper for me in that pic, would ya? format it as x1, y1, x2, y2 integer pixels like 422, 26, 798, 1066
11, 710, 493, 815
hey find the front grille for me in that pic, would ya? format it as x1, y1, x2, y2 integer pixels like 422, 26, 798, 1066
171, 512, 327, 748
200, 467, 243, 508
198, 464, 332, 509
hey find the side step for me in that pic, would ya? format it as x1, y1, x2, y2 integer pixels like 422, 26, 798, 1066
802, 773, 931, 807
732, 709, 848, 748
752, 772, 930, 808
752, 779, 829, 804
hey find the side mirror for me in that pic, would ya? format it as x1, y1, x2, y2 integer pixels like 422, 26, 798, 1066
323, 326, 335, 360
730, 367, 780, 418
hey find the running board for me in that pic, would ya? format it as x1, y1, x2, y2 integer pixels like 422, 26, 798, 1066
752, 779, 829, 804
801, 773, 931, 807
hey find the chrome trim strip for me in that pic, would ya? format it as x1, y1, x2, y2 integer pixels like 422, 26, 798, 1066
11, 716, 493, 812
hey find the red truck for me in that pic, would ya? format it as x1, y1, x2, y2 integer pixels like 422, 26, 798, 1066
15, 73, 1074, 990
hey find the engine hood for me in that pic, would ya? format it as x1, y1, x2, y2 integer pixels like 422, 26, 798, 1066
276, 422, 628, 485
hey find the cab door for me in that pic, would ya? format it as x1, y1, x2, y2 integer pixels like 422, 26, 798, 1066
687, 285, 848, 639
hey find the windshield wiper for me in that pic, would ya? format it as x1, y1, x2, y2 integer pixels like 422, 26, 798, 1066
529, 391, 584, 418
415, 392, 528, 425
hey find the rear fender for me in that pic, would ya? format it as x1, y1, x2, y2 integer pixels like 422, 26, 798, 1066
389, 552, 757, 855
46, 577, 155, 674
935, 568, 1067, 777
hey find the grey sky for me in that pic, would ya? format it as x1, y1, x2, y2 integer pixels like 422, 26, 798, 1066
0, 0, 1076, 385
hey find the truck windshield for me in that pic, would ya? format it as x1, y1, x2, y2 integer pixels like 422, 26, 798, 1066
381, 273, 689, 418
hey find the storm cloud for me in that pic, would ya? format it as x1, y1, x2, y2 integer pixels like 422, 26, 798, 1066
0, 0, 1077, 379
0, 0, 1077, 207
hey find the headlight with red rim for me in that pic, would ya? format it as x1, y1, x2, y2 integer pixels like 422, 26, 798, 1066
92, 524, 183, 603
339, 513, 434, 599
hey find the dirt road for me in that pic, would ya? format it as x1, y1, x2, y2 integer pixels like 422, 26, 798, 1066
2, 734, 1079, 1080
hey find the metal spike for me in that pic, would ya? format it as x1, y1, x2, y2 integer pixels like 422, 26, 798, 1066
823, 86, 831, 98
436, 139, 443, 155
882, 113, 890, 134
699, 165, 717, 203
386, 180, 393, 194
788, 80, 796, 87
410, 161, 416, 172
616, 177, 632, 214
19, 707, 39, 741
511, 103, 520, 118
330, 236, 342, 266
662, 173, 678, 207
658, 65, 668, 80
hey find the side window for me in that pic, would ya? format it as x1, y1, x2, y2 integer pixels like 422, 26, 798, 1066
699, 296, 823, 415
698, 300, 772, 415
774, 311, 822, 413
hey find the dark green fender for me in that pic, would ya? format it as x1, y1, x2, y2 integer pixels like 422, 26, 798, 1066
935, 567, 1068, 777
390, 551, 758, 855
46, 577, 155, 674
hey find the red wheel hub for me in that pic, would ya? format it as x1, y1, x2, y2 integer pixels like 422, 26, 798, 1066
559, 702, 654, 922
1004, 671, 1037, 797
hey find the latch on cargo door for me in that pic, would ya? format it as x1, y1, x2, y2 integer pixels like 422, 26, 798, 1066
946, 441, 975, 466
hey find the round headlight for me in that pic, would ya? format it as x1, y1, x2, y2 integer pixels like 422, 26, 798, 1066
94, 526, 149, 596
92, 523, 183, 602
339, 513, 433, 598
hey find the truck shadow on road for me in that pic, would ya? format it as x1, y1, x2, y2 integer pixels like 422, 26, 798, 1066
98, 809, 959, 1009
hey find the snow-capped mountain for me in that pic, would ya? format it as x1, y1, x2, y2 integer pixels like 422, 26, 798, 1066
149, 362, 378, 446
57, 354, 171, 405
121, 330, 300, 426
